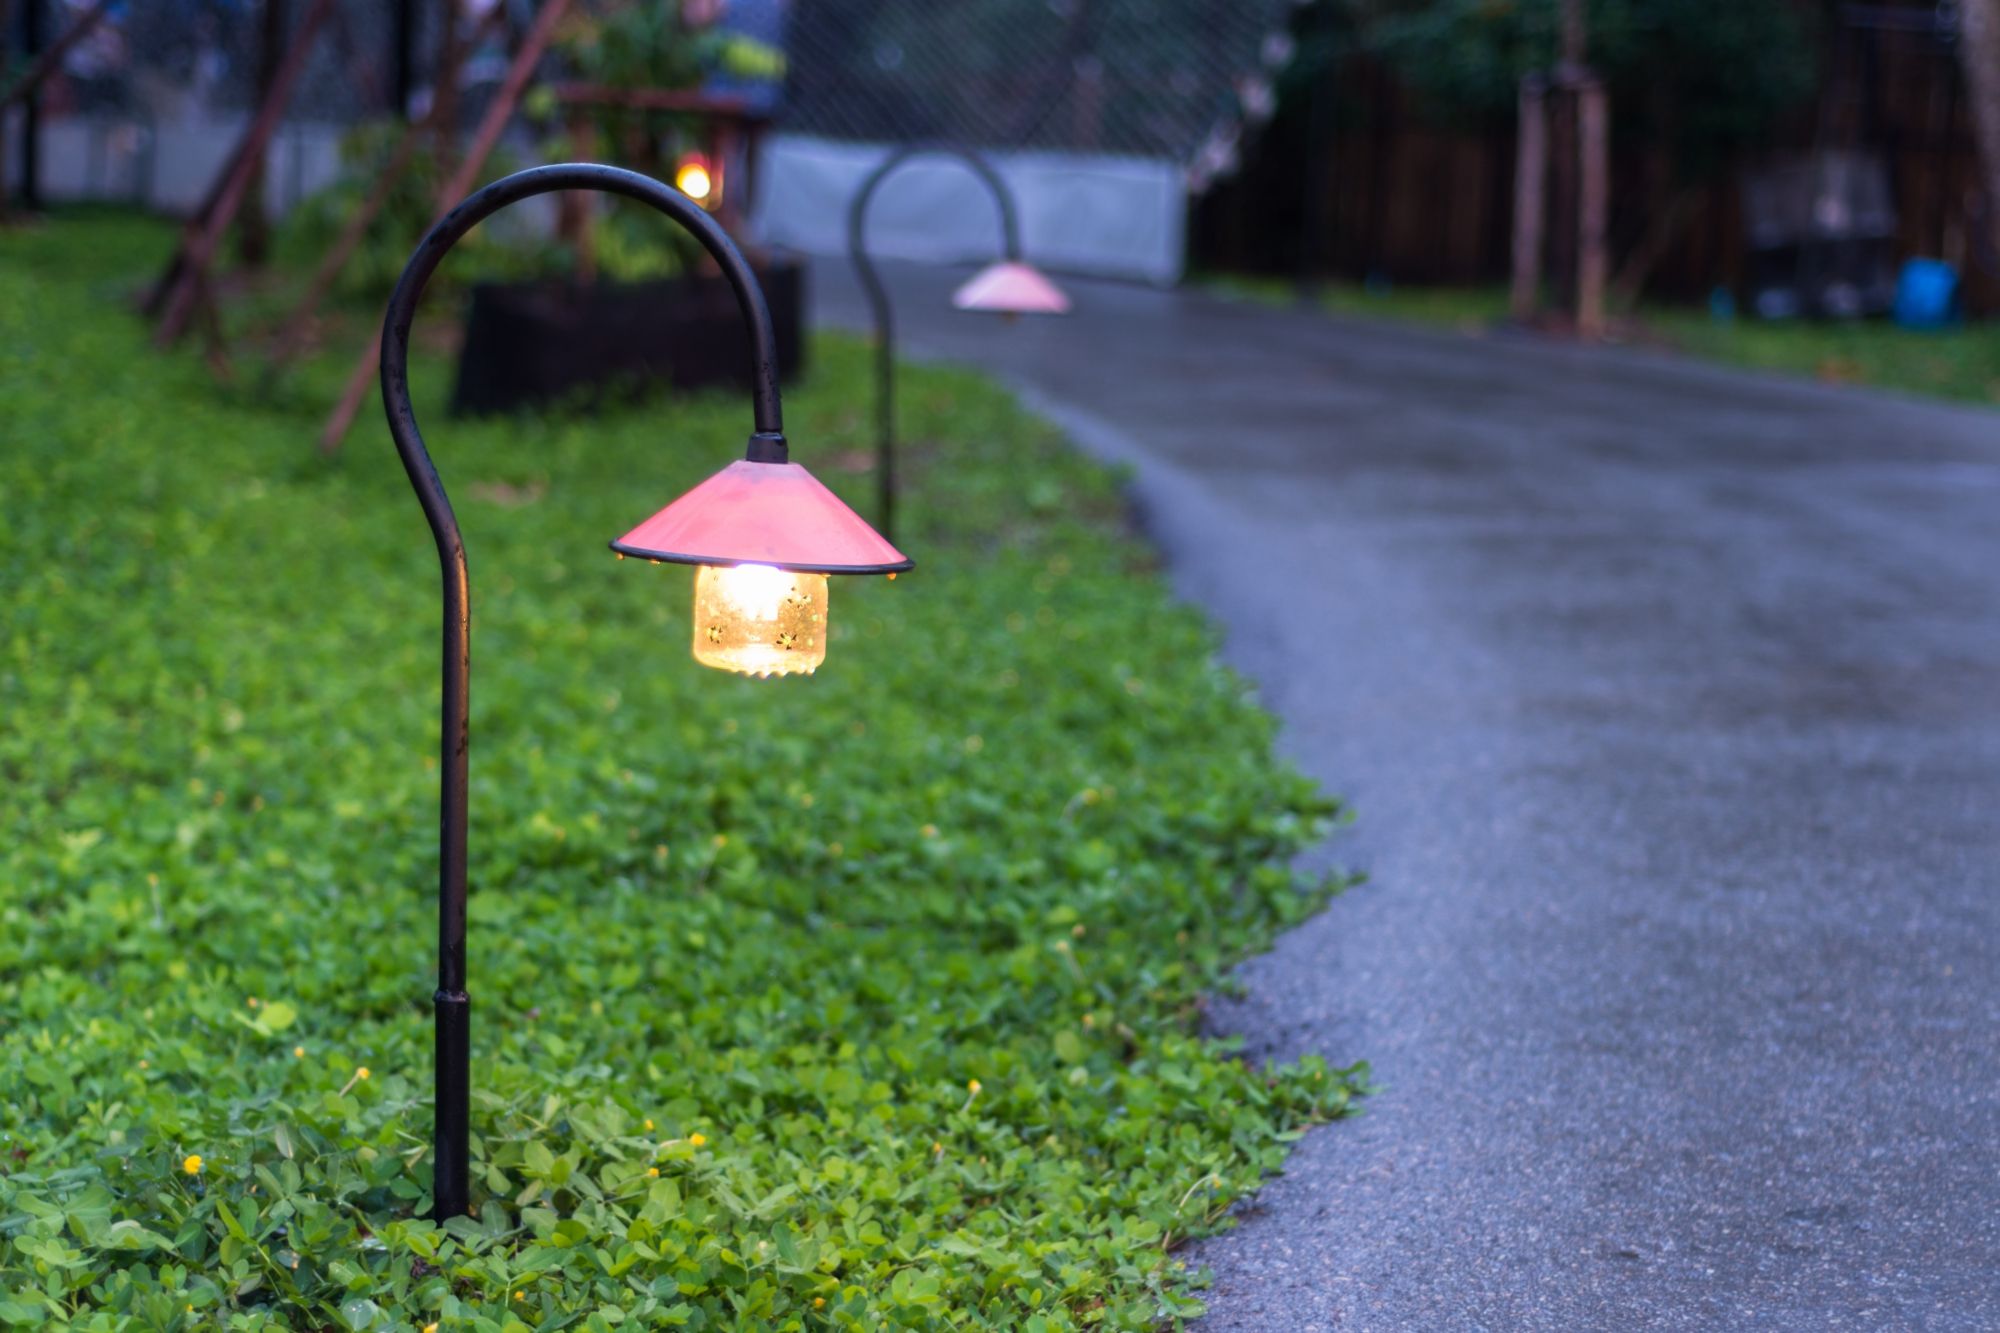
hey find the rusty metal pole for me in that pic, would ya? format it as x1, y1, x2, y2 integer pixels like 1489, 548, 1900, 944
377, 163, 786, 1219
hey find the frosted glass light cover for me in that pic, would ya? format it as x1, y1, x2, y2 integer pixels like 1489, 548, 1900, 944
692, 564, 828, 676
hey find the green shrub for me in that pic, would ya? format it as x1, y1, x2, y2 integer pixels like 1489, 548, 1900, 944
276, 127, 548, 304
0, 215, 1363, 1331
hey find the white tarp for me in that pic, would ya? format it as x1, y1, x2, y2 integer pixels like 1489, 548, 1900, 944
1, 110, 346, 217
749, 133, 1184, 286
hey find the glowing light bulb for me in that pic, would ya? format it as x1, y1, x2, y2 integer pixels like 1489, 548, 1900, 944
676, 159, 713, 203
692, 564, 828, 677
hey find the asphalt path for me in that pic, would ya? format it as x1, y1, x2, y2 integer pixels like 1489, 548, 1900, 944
811, 258, 2000, 1331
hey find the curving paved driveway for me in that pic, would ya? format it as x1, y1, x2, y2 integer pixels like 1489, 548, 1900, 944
813, 260, 2000, 1330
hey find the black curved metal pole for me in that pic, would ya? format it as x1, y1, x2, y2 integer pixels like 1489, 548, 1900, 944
378, 163, 786, 1222
846, 145, 1022, 544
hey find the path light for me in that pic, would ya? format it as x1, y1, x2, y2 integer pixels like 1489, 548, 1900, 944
377, 163, 908, 1222
611, 449, 910, 676
847, 144, 1069, 543
951, 259, 1070, 318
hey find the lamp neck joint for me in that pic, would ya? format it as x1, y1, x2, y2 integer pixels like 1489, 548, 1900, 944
745, 432, 789, 464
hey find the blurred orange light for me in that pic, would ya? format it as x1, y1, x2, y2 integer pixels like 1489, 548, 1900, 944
676, 159, 713, 203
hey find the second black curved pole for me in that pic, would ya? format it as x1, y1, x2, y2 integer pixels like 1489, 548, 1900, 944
378, 163, 785, 1221
846, 145, 1022, 545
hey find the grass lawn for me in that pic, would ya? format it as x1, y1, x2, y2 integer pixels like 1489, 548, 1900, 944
1637, 307, 2000, 405
1205, 272, 2000, 407
1203, 273, 1509, 336
0, 216, 1363, 1331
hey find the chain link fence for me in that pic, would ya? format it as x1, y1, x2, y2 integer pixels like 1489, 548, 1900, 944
30, 0, 414, 121
780, 0, 1293, 178
5, 0, 533, 211
11, 0, 1286, 278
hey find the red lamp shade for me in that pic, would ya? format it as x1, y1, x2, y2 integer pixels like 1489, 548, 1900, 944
952, 260, 1070, 315
611, 459, 911, 574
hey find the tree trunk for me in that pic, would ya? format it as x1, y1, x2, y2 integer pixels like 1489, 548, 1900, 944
1559, 0, 1585, 66
1576, 77, 1609, 337
433, 0, 464, 178
266, 4, 501, 368
266, 117, 428, 366
1548, 83, 1577, 310
0, 0, 14, 214
1961, 0, 2000, 257
556, 113, 595, 283
239, 0, 285, 268
153, 0, 335, 345
392, 0, 416, 117
0, 0, 114, 110
1610, 184, 1696, 309
319, 0, 571, 452
17, 0, 42, 212
1510, 75, 1548, 321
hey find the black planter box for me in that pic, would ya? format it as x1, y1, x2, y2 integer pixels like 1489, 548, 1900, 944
450, 254, 805, 416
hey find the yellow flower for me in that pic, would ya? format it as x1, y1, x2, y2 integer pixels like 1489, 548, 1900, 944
515, 1291, 524, 1300
813, 1296, 825, 1308
967, 1079, 982, 1094
643, 1119, 654, 1131
647, 1167, 659, 1178
424, 1325, 438, 1333
689, 1132, 708, 1147
356, 1067, 371, 1080
293, 1045, 305, 1059
182, 1155, 202, 1176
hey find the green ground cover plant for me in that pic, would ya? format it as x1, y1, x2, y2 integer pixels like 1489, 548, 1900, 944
0, 216, 1363, 1331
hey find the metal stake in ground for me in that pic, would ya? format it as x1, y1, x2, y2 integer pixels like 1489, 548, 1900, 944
846, 145, 1069, 545
376, 162, 908, 1222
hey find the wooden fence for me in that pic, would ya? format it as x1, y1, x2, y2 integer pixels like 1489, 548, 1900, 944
1194, 21, 1996, 314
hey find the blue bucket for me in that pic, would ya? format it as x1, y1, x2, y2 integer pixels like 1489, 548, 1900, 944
1893, 258, 1959, 329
